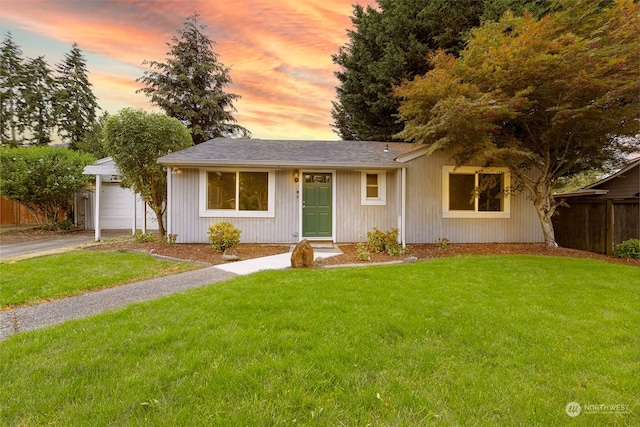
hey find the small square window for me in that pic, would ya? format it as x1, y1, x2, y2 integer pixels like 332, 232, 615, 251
361, 171, 386, 205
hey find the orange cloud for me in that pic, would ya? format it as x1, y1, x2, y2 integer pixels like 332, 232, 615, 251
1, 0, 377, 140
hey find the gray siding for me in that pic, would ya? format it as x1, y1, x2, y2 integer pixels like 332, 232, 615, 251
334, 170, 401, 242
404, 152, 544, 243
169, 155, 544, 244
169, 169, 298, 244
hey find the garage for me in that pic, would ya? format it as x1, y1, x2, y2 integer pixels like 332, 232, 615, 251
82, 158, 159, 240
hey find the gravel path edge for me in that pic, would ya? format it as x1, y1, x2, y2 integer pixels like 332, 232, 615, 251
0, 266, 237, 342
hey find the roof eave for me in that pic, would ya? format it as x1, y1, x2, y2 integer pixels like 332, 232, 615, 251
158, 158, 403, 170
395, 145, 429, 163
555, 189, 609, 197
83, 165, 119, 175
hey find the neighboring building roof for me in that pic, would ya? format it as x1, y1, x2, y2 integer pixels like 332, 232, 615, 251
83, 157, 120, 175
583, 158, 639, 190
556, 158, 640, 199
158, 138, 423, 169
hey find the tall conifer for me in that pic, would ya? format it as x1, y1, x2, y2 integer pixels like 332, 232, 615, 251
137, 14, 249, 144
55, 43, 100, 149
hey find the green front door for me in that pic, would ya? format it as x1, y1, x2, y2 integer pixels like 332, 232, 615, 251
302, 172, 332, 238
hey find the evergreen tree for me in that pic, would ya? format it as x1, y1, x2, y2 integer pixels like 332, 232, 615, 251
55, 43, 99, 149
21, 56, 56, 145
332, 0, 549, 141
137, 14, 249, 144
0, 33, 25, 146
74, 112, 110, 158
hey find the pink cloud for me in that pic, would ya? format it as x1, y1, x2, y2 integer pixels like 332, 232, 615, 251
2, 0, 377, 139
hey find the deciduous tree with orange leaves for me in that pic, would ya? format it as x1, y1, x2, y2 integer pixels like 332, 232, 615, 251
394, 0, 639, 247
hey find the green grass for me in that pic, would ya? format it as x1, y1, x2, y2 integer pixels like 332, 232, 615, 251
0, 250, 199, 308
1, 256, 638, 426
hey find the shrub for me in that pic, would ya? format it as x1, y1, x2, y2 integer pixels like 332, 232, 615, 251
208, 222, 241, 253
59, 219, 73, 231
436, 237, 451, 249
165, 234, 178, 246
356, 242, 371, 261
367, 227, 403, 256
367, 227, 386, 253
0, 146, 94, 229
134, 231, 159, 243
615, 239, 640, 259
39, 223, 58, 231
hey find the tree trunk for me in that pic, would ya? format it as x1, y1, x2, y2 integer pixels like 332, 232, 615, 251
152, 207, 166, 236
533, 193, 557, 247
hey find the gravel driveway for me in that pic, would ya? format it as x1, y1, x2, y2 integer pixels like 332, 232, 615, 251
0, 229, 129, 259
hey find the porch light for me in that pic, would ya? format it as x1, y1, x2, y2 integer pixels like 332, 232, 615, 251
294, 169, 299, 182
172, 167, 183, 175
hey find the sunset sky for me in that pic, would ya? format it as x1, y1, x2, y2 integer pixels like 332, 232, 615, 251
0, 0, 377, 140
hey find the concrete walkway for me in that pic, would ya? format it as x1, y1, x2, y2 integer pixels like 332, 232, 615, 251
216, 250, 341, 275
0, 243, 342, 341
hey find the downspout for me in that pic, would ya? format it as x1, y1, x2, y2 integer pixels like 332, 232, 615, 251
166, 167, 172, 236
83, 193, 87, 231
142, 202, 147, 234
94, 174, 101, 242
401, 167, 407, 249
132, 191, 137, 236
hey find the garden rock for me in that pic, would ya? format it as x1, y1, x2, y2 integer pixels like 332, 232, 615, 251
291, 239, 314, 268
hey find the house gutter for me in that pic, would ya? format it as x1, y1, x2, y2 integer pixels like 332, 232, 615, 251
157, 159, 404, 170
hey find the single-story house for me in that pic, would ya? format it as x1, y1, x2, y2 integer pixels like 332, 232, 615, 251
82, 157, 159, 241
158, 138, 544, 245
553, 158, 639, 255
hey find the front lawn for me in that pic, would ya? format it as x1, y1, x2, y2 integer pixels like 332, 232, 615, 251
0, 250, 199, 308
0, 256, 637, 425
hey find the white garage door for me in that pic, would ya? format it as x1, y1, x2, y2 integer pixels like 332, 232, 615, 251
100, 183, 135, 229
88, 183, 159, 230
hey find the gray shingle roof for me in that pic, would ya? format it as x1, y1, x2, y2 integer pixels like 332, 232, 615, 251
158, 138, 423, 169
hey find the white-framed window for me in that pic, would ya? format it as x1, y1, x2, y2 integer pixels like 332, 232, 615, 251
199, 169, 275, 217
442, 166, 510, 218
361, 171, 386, 205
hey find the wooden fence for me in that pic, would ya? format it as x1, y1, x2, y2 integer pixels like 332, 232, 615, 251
0, 196, 41, 225
553, 199, 639, 255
